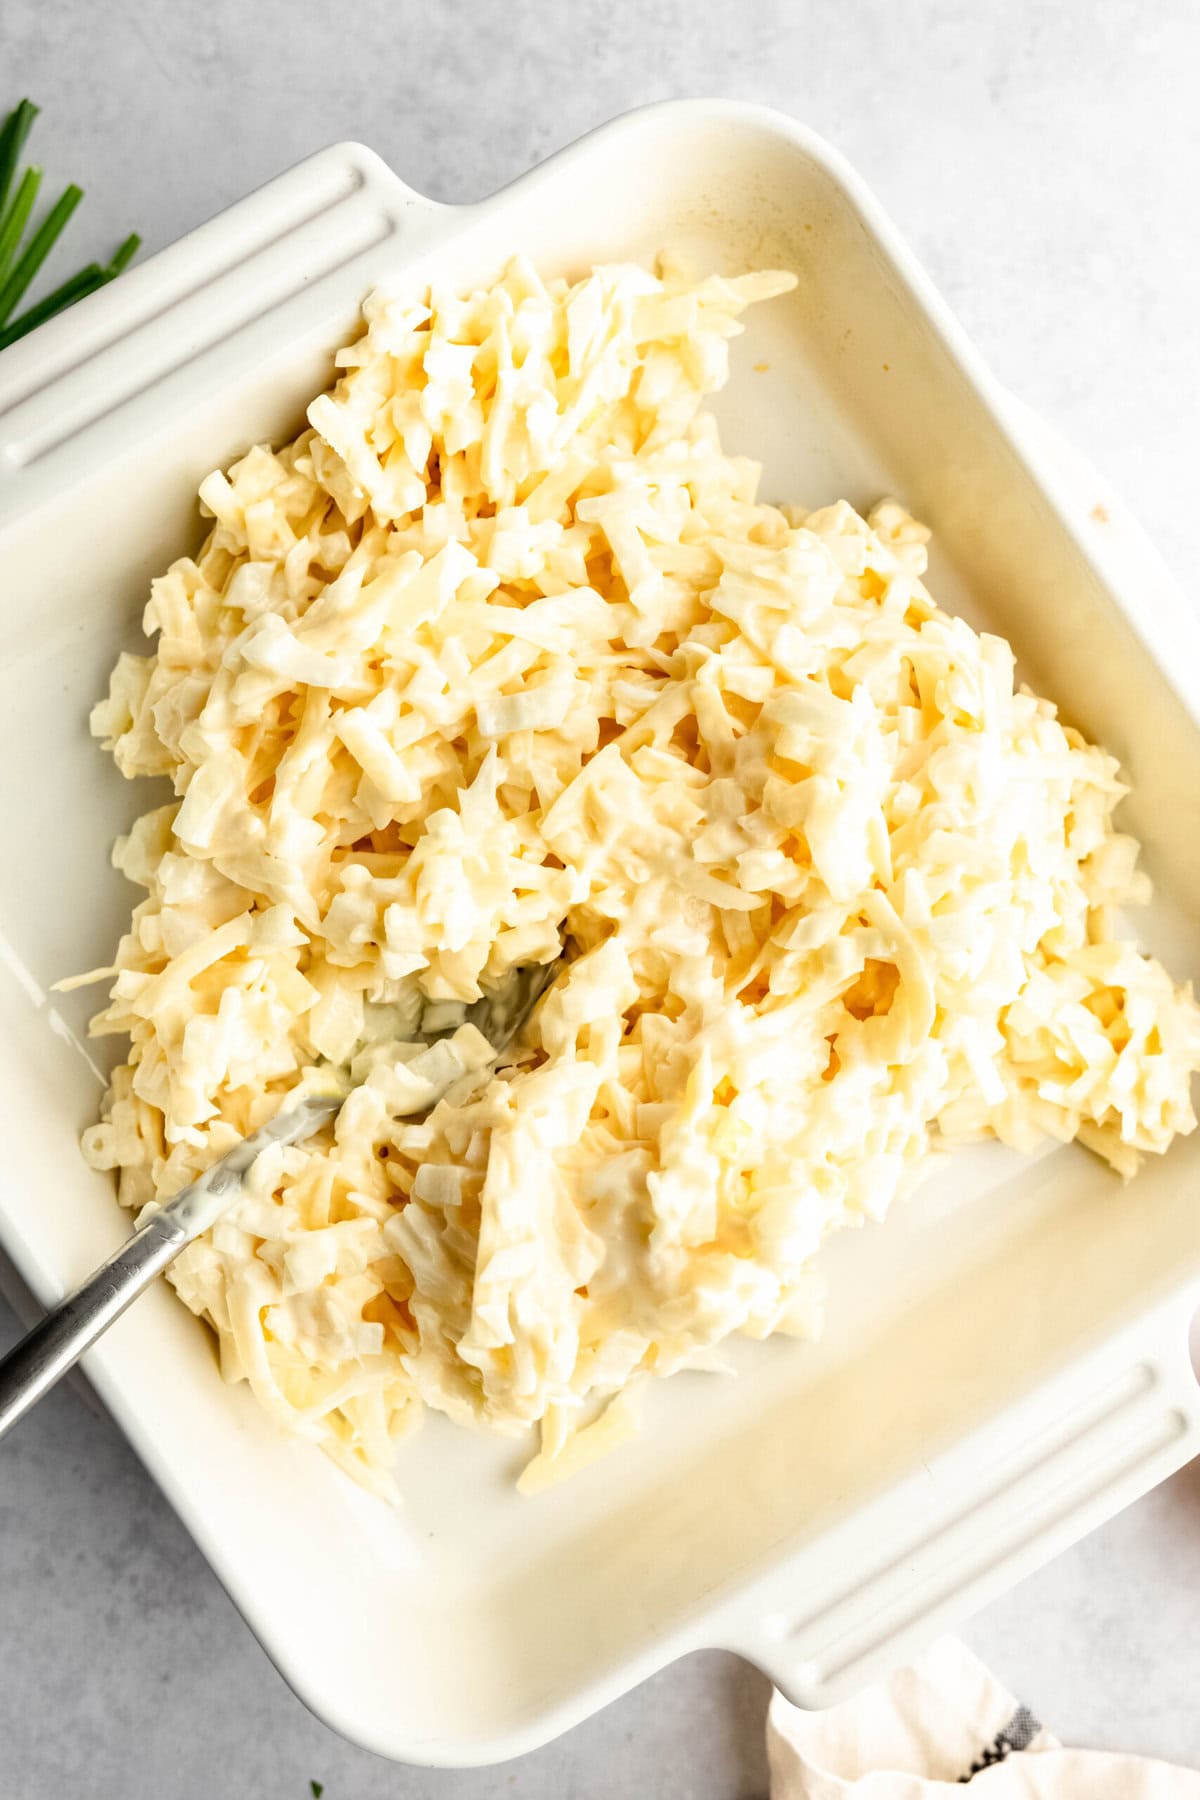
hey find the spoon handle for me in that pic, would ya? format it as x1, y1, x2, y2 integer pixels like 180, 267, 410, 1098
0, 1205, 189, 1438
0, 1091, 340, 1440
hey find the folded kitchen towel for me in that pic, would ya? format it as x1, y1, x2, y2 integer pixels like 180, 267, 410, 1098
767, 1636, 1200, 1796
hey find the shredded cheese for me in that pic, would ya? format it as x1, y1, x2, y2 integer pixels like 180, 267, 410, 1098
79, 256, 1200, 1498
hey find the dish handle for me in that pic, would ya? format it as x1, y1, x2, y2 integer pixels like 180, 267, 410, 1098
0, 143, 443, 479
718, 1294, 1200, 1709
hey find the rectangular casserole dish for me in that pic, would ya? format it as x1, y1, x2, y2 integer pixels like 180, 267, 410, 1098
1, 99, 1199, 1766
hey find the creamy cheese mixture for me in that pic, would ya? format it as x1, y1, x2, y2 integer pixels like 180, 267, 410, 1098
78, 258, 1200, 1497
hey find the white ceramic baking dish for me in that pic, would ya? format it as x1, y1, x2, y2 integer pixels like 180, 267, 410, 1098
2, 100, 1199, 1768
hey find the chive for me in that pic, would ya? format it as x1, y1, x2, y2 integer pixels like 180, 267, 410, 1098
0, 164, 42, 287
0, 225, 143, 353
0, 263, 105, 351
0, 181, 83, 323
0, 99, 38, 220
0, 100, 142, 356
105, 231, 140, 277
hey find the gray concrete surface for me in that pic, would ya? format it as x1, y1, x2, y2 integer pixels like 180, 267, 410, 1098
2, 1, 1200, 1794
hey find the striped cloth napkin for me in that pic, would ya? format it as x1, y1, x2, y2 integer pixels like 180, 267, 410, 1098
768, 1636, 1200, 1795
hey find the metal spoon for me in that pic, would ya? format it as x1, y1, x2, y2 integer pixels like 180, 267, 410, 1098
0, 956, 562, 1441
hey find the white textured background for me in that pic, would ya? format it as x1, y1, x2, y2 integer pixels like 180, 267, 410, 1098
2, 2, 1200, 1796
